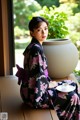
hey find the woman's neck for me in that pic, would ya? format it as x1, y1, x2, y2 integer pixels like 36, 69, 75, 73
32, 37, 43, 45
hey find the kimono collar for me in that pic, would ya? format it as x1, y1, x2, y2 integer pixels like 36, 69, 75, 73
23, 37, 43, 56
31, 37, 42, 48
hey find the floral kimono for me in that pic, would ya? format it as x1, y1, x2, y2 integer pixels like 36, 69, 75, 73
16, 38, 80, 120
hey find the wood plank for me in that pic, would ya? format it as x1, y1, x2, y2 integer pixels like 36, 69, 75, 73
24, 109, 52, 120
0, 74, 79, 120
50, 110, 59, 120
0, 91, 2, 112
0, 76, 56, 120
0, 77, 25, 120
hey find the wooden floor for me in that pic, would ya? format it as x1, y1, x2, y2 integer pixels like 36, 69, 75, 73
0, 74, 79, 120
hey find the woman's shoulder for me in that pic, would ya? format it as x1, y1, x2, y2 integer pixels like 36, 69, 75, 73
23, 42, 42, 56
30, 43, 43, 56
32, 43, 41, 51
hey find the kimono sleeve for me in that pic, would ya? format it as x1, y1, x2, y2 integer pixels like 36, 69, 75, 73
29, 46, 49, 107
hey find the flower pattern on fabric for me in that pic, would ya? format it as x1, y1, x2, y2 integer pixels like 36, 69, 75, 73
48, 90, 54, 96
71, 93, 80, 105
30, 55, 39, 70
16, 38, 80, 120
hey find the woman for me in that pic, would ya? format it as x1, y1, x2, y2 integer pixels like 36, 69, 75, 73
16, 16, 80, 120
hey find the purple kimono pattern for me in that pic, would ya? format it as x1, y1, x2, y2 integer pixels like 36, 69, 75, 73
16, 38, 80, 120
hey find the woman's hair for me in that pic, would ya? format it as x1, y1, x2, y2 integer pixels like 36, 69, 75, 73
28, 16, 48, 31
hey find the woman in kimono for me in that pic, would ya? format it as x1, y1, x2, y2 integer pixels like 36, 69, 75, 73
16, 16, 80, 120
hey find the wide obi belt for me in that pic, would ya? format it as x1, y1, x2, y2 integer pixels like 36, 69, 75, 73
16, 64, 28, 85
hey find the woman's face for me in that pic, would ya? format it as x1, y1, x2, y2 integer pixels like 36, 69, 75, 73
31, 22, 48, 44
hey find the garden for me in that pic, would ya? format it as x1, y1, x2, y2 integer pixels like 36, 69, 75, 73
13, 0, 80, 83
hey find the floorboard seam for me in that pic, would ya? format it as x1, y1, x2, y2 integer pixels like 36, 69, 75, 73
50, 110, 53, 120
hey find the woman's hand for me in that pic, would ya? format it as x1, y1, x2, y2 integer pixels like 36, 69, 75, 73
49, 81, 58, 88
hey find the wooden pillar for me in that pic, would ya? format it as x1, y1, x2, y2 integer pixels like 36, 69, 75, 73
0, 0, 15, 76
7, 0, 15, 75
0, 0, 4, 75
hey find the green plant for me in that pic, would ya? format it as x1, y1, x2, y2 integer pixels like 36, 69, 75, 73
13, 0, 41, 30
33, 6, 69, 39
15, 39, 30, 49
74, 69, 80, 76
74, 69, 80, 84
14, 26, 29, 39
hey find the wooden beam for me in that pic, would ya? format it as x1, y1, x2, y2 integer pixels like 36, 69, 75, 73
0, 0, 5, 76
0, 0, 15, 76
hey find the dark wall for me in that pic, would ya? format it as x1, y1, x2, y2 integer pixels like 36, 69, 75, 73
7, 0, 15, 74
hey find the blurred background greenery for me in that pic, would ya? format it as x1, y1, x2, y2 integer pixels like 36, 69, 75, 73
13, 0, 80, 49
13, 0, 80, 79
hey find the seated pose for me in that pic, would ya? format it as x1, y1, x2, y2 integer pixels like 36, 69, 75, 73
16, 16, 80, 120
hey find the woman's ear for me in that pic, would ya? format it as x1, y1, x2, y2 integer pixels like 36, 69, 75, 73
30, 31, 33, 37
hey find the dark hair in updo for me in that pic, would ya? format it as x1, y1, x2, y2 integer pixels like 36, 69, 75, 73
28, 16, 48, 31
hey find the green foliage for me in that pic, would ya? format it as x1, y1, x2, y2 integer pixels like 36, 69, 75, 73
36, 0, 60, 7
15, 41, 30, 49
13, 1, 80, 45
53, 3, 80, 50
33, 6, 69, 39
69, 32, 80, 45
14, 26, 29, 39
13, 0, 41, 30
71, 0, 80, 14
74, 69, 80, 84
74, 69, 80, 76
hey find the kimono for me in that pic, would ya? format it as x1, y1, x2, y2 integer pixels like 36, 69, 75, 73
16, 38, 80, 120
